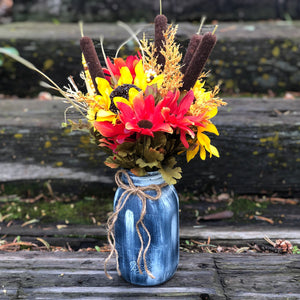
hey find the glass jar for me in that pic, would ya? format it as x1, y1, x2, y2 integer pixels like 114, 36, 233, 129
113, 171, 179, 286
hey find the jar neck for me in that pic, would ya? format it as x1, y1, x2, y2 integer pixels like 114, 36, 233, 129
121, 171, 165, 186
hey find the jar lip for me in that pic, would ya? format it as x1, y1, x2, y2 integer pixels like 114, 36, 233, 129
127, 170, 161, 177
122, 170, 165, 185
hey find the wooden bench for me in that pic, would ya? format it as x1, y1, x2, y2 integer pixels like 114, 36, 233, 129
0, 97, 299, 298
1, 21, 300, 96
0, 250, 299, 299
0, 98, 299, 196
0, 224, 299, 298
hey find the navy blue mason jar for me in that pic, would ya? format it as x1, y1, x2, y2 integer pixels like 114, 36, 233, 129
113, 171, 179, 286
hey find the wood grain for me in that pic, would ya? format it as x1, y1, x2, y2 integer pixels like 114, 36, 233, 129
0, 251, 298, 299
0, 98, 299, 196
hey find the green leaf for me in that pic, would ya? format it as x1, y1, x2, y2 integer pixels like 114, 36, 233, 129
136, 158, 159, 168
164, 157, 177, 169
52, 18, 61, 25
117, 142, 136, 157
292, 246, 300, 254
159, 165, 182, 185
144, 147, 164, 162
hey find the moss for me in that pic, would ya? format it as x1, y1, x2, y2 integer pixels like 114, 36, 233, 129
0, 180, 115, 225
228, 197, 268, 219
272, 46, 280, 57
0, 194, 113, 225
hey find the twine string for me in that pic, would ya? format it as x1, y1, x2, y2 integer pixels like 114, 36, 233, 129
104, 170, 167, 279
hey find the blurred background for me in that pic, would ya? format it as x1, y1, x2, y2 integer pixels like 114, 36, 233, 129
1, 0, 300, 96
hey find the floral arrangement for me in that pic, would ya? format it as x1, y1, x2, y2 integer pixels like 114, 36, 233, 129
0, 14, 226, 185
0, 9, 227, 283
65, 14, 226, 185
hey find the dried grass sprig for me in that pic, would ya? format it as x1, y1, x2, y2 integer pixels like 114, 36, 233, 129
159, 24, 184, 97
0, 48, 86, 119
140, 35, 161, 74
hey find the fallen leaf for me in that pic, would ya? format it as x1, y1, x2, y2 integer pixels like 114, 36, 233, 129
270, 197, 298, 205
56, 225, 68, 230
0, 241, 38, 250
198, 210, 234, 221
236, 247, 250, 253
21, 219, 39, 227
284, 92, 295, 100
0, 213, 12, 222
253, 215, 274, 224
36, 238, 51, 251
217, 193, 230, 201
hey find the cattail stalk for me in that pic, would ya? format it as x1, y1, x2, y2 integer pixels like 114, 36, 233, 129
181, 34, 202, 74
80, 36, 105, 94
154, 14, 168, 70
180, 32, 217, 91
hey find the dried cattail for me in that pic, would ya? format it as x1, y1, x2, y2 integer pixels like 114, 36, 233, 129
180, 32, 217, 91
80, 36, 105, 94
154, 14, 168, 70
181, 34, 202, 74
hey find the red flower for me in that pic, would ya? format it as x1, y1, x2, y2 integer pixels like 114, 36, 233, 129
98, 138, 118, 151
104, 55, 140, 84
159, 90, 206, 148
117, 92, 173, 137
93, 120, 131, 144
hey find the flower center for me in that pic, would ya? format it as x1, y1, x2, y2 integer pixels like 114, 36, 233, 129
109, 84, 141, 113
145, 69, 157, 83
137, 120, 153, 129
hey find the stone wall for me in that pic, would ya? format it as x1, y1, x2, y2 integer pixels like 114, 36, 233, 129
12, 0, 300, 23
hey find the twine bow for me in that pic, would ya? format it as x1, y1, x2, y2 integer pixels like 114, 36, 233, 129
104, 169, 167, 279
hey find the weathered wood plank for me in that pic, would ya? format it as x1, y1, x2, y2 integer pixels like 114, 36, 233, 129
1, 21, 300, 95
12, 0, 300, 22
229, 293, 300, 300
0, 224, 108, 237
0, 270, 218, 289
0, 252, 224, 299
1, 224, 300, 254
180, 226, 300, 245
0, 251, 299, 299
0, 98, 299, 196
1, 224, 300, 244
0, 251, 215, 272
214, 254, 300, 270
4, 287, 223, 299
214, 254, 300, 299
